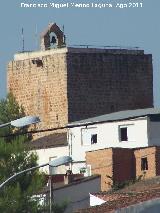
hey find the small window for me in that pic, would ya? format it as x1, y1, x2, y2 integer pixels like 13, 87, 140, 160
91, 134, 97, 144
81, 127, 97, 146
141, 157, 148, 171
120, 127, 128, 141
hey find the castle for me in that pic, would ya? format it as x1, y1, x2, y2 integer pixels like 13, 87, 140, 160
7, 23, 153, 136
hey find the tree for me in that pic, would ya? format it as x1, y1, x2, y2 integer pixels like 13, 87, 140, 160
0, 93, 45, 212
0, 93, 30, 142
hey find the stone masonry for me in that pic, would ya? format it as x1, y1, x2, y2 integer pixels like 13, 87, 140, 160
7, 46, 153, 137
67, 48, 153, 122
7, 50, 68, 137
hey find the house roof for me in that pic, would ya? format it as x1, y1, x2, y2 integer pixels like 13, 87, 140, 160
27, 132, 67, 150
68, 108, 160, 127
39, 175, 101, 194
76, 176, 160, 213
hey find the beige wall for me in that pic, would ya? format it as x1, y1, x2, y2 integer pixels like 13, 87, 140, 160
86, 148, 113, 191
86, 147, 160, 191
134, 147, 157, 179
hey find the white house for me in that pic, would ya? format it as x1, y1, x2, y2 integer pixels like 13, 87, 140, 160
29, 132, 69, 174
67, 108, 160, 174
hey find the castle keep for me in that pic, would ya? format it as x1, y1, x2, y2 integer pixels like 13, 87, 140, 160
7, 23, 153, 134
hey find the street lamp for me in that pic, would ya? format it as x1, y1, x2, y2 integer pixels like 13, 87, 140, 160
0, 116, 40, 128
48, 156, 72, 213
0, 155, 72, 213
0, 156, 72, 189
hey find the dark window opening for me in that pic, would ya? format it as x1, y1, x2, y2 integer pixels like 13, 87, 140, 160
32, 59, 43, 67
141, 157, 148, 171
91, 134, 97, 144
120, 127, 128, 141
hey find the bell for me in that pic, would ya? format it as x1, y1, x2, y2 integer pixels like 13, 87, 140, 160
51, 36, 56, 44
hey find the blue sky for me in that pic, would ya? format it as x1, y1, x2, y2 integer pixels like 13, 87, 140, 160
0, 0, 160, 105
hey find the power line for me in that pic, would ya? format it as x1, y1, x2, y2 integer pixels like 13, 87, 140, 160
0, 122, 98, 138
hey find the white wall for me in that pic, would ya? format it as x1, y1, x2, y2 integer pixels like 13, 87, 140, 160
32, 145, 69, 174
69, 117, 149, 173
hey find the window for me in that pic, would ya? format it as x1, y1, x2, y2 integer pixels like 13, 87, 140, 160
119, 124, 135, 142
81, 127, 97, 146
120, 127, 128, 141
141, 157, 148, 171
91, 134, 97, 144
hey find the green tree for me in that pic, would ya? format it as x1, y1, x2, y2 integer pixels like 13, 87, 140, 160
0, 93, 45, 212
0, 93, 30, 142
0, 136, 46, 213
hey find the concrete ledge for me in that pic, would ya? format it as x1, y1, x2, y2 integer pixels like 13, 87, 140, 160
14, 47, 145, 61
14, 47, 68, 61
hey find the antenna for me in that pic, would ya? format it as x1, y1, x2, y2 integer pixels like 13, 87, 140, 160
35, 24, 38, 50
62, 24, 66, 46
21, 27, 24, 52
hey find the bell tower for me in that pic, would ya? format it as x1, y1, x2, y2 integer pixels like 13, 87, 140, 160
40, 23, 66, 50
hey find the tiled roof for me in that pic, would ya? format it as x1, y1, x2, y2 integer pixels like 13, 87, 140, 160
76, 176, 160, 213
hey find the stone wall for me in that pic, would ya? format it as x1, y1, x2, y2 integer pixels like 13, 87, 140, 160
67, 51, 153, 122
7, 52, 68, 137
7, 47, 153, 137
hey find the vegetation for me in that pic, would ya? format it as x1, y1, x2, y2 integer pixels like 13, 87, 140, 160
52, 201, 69, 213
0, 93, 30, 142
0, 136, 46, 213
0, 93, 45, 212
0, 93, 69, 212
106, 174, 144, 191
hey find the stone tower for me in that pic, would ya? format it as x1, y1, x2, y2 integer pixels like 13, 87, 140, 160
7, 23, 153, 136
